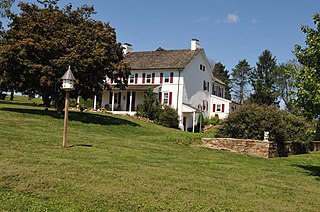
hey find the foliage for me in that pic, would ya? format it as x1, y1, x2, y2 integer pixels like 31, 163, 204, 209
1, 100, 320, 211
0, 0, 129, 111
249, 50, 279, 105
136, 88, 161, 120
276, 60, 299, 113
156, 105, 179, 129
0, 0, 14, 17
203, 114, 221, 126
231, 59, 251, 104
294, 13, 320, 119
217, 103, 312, 143
213, 62, 231, 100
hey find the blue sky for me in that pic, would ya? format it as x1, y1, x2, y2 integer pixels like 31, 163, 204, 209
5, 0, 320, 71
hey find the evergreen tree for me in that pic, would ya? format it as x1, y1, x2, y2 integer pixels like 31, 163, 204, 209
250, 50, 279, 105
231, 59, 251, 104
213, 62, 231, 100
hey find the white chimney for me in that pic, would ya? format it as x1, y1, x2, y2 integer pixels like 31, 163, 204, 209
122, 43, 133, 54
191, 39, 200, 50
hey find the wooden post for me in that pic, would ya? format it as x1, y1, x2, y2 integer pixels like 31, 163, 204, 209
62, 91, 70, 148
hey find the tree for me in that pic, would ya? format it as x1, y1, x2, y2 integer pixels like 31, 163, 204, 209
276, 60, 299, 113
0, 1, 129, 110
213, 62, 231, 100
249, 50, 279, 105
0, 0, 14, 17
230, 59, 251, 104
294, 13, 320, 119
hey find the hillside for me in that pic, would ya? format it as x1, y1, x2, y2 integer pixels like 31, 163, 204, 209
0, 98, 319, 211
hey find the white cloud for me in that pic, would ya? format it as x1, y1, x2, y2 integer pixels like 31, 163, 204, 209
252, 18, 257, 24
225, 13, 240, 24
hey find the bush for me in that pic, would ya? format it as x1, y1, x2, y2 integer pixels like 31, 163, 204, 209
136, 89, 161, 120
203, 114, 221, 126
217, 103, 312, 143
156, 105, 179, 129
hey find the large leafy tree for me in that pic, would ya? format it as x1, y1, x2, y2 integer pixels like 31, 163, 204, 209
294, 13, 320, 119
231, 59, 251, 104
0, 0, 129, 110
213, 62, 231, 100
249, 50, 279, 105
276, 60, 299, 113
0, 0, 14, 17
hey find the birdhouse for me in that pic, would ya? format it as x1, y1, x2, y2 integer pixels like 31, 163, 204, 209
61, 66, 76, 90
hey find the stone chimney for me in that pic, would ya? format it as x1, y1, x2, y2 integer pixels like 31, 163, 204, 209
191, 39, 200, 50
122, 43, 133, 54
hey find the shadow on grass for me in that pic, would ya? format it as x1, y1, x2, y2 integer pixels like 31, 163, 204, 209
296, 165, 320, 181
68, 144, 93, 148
0, 107, 140, 127
0, 100, 39, 107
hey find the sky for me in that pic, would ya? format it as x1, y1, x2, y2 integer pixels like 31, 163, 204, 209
4, 0, 320, 71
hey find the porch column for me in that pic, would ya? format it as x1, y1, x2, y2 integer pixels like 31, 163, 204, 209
192, 111, 196, 133
129, 91, 133, 113
111, 92, 115, 112
93, 95, 97, 111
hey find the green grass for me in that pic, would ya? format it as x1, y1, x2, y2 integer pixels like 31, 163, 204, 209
0, 98, 320, 211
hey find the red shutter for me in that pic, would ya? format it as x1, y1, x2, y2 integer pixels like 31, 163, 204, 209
159, 92, 162, 104
222, 104, 225, 112
160, 73, 163, 83
135, 73, 138, 84
169, 92, 172, 106
170, 72, 174, 83
213, 104, 216, 112
152, 73, 155, 84
142, 73, 145, 84
110, 78, 113, 84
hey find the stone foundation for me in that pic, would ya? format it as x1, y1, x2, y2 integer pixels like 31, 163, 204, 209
202, 138, 320, 158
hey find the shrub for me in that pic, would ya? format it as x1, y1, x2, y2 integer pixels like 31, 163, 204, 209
203, 114, 221, 126
217, 103, 312, 143
136, 89, 161, 120
156, 105, 179, 129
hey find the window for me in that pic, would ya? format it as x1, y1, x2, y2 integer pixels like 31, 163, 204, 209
146, 74, 152, 84
163, 92, 169, 104
164, 73, 170, 83
129, 74, 134, 84
203, 80, 206, 91
216, 104, 221, 112
200, 64, 205, 71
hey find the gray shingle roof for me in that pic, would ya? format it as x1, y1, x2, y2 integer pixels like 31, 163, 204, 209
124, 48, 202, 70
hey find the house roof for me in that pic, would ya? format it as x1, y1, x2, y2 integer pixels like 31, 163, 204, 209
124, 48, 202, 70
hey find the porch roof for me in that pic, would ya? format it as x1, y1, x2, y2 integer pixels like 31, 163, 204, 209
182, 103, 201, 113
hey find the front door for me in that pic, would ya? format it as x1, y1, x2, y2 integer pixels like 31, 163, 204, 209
126, 92, 136, 111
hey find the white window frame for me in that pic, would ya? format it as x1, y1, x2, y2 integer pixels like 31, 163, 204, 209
129, 74, 134, 84
216, 104, 221, 112
164, 73, 170, 83
146, 73, 152, 84
163, 92, 169, 104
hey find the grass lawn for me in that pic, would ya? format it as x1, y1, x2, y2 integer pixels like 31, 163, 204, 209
0, 98, 320, 211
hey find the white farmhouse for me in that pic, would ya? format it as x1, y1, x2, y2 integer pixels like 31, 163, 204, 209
101, 39, 231, 131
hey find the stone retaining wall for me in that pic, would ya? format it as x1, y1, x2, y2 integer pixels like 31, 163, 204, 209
202, 138, 320, 158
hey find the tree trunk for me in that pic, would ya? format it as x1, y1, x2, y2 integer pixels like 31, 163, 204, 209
43, 94, 51, 110
10, 89, 14, 101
